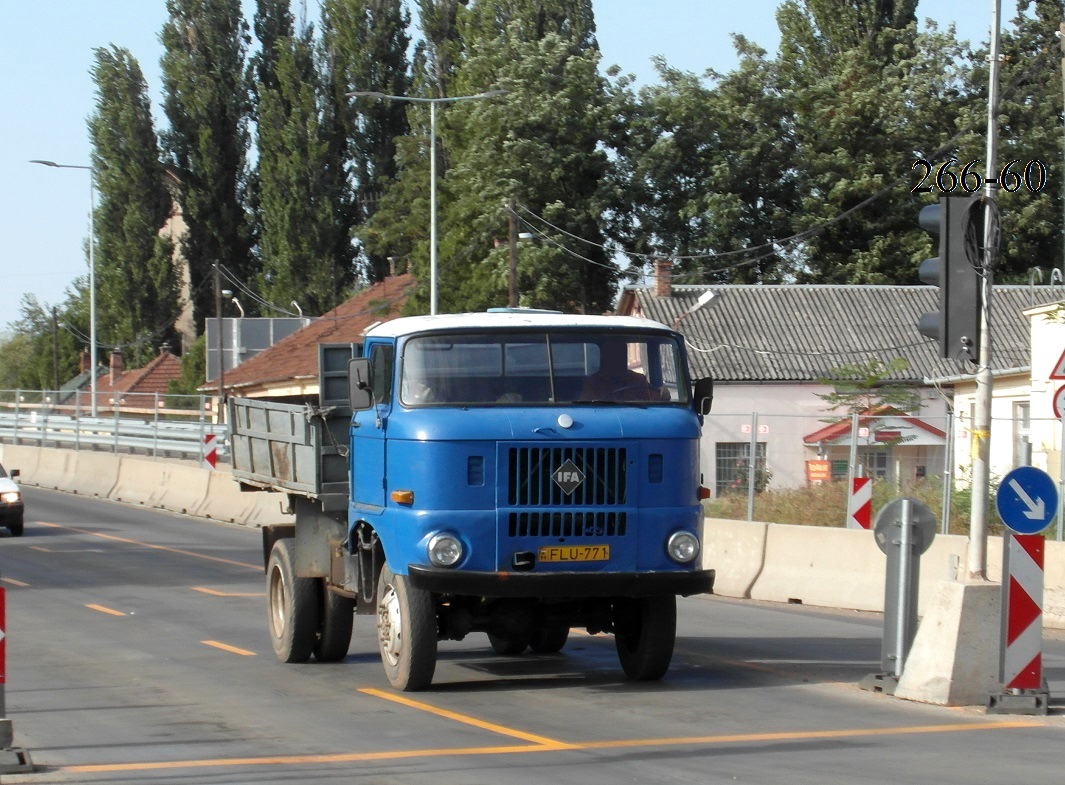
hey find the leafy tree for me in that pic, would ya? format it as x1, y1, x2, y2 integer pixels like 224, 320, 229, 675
320, 0, 411, 285
370, 0, 618, 314
250, 3, 342, 316
606, 42, 799, 285
10, 293, 86, 392
160, 0, 254, 324
89, 45, 180, 366
960, 0, 1063, 282
168, 333, 208, 399
816, 357, 921, 415
760, 1, 990, 286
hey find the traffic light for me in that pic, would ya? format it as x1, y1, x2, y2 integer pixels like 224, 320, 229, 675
917, 195, 982, 362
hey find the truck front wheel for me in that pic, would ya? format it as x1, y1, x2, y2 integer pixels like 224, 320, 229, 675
614, 595, 676, 681
267, 539, 317, 663
376, 564, 437, 690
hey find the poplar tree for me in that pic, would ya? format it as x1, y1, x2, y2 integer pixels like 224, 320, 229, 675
369, 0, 617, 313
160, 0, 254, 325
447, 0, 617, 313
320, 0, 411, 284
251, 2, 340, 315
89, 45, 179, 364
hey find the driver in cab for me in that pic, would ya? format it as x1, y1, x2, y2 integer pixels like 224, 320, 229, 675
579, 341, 667, 402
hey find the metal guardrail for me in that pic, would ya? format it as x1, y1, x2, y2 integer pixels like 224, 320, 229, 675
0, 405, 227, 463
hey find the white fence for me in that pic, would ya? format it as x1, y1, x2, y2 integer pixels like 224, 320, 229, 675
0, 389, 225, 462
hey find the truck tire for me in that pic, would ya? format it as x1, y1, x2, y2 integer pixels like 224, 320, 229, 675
314, 583, 354, 662
529, 623, 569, 654
376, 564, 437, 691
487, 632, 528, 655
614, 595, 676, 681
267, 539, 317, 663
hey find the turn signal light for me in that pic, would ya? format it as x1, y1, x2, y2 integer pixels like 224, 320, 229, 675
698, 486, 711, 500
391, 489, 414, 505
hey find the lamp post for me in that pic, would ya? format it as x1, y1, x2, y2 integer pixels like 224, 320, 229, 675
347, 89, 507, 315
31, 159, 98, 416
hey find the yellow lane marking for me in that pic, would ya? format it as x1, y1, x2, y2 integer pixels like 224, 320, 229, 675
85, 604, 126, 617
36, 521, 259, 571
59, 719, 1042, 775
359, 688, 571, 748
1, 577, 29, 587
29, 545, 51, 553
63, 744, 553, 773
193, 587, 264, 598
202, 640, 256, 656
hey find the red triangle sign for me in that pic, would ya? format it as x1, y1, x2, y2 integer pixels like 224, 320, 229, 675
1007, 575, 1041, 645
1051, 347, 1065, 380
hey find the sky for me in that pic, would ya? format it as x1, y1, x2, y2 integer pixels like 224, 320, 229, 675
0, 1, 998, 338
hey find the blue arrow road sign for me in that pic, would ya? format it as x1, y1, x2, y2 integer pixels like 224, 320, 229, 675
996, 466, 1058, 535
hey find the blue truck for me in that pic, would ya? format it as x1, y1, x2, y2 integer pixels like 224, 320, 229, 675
228, 310, 715, 690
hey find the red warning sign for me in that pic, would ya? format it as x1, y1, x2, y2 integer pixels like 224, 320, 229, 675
1050, 347, 1065, 380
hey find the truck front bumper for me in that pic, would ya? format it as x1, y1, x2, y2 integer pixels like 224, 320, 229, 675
407, 565, 715, 599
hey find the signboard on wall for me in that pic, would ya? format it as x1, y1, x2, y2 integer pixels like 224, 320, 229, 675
806, 460, 831, 484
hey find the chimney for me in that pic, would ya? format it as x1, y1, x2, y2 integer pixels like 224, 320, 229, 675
79, 349, 90, 374
109, 350, 124, 385
654, 259, 672, 298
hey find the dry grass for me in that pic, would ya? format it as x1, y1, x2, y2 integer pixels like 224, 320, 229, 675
702, 478, 1002, 537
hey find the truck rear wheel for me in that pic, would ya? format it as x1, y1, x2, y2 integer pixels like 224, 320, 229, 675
530, 623, 569, 654
614, 595, 676, 681
267, 538, 317, 663
314, 583, 354, 662
376, 564, 437, 690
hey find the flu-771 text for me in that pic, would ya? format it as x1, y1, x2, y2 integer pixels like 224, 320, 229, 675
912, 158, 1047, 194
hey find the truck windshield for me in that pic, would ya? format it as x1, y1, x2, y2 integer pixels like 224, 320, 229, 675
400, 332, 689, 406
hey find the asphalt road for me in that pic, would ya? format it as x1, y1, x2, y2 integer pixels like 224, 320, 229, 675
1, 487, 1063, 784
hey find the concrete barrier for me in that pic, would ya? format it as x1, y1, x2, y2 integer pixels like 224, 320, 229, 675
72, 452, 122, 499
31, 449, 76, 491
746, 523, 886, 611
702, 518, 767, 598
0, 445, 40, 485
195, 470, 292, 526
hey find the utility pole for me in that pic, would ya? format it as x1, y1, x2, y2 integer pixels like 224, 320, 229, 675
215, 262, 225, 424
508, 198, 518, 308
967, 0, 1002, 581
1059, 23, 1065, 271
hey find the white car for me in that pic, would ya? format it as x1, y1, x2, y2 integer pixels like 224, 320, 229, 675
0, 463, 24, 537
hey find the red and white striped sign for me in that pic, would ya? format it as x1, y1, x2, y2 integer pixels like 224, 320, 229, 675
202, 433, 218, 470
1004, 534, 1044, 691
848, 477, 872, 529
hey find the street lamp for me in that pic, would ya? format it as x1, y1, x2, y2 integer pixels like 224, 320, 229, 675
347, 89, 507, 315
30, 159, 98, 416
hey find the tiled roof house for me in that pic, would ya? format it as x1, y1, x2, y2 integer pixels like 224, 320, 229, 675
616, 262, 1059, 495
78, 347, 184, 412
207, 274, 417, 400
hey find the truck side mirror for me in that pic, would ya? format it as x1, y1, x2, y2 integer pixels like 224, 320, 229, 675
693, 377, 713, 416
348, 358, 374, 410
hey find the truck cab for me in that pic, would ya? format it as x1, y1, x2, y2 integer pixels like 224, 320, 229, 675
243, 311, 714, 690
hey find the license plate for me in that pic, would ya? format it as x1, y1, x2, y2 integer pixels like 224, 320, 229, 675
537, 544, 610, 563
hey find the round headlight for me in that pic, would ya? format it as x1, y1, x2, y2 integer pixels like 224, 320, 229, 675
667, 531, 699, 564
428, 533, 463, 567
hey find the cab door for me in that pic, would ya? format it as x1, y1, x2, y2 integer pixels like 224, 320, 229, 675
351, 343, 393, 510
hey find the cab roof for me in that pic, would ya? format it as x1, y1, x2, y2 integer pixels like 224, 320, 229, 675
364, 311, 676, 339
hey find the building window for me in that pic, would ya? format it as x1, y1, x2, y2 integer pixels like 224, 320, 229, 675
715, 442, 769, 495
858, 448, 890, 481
1013, 401, 1031, 468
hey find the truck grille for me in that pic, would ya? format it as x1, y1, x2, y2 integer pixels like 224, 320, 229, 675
506, 446, 627, 507
508, 511, 627, 538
